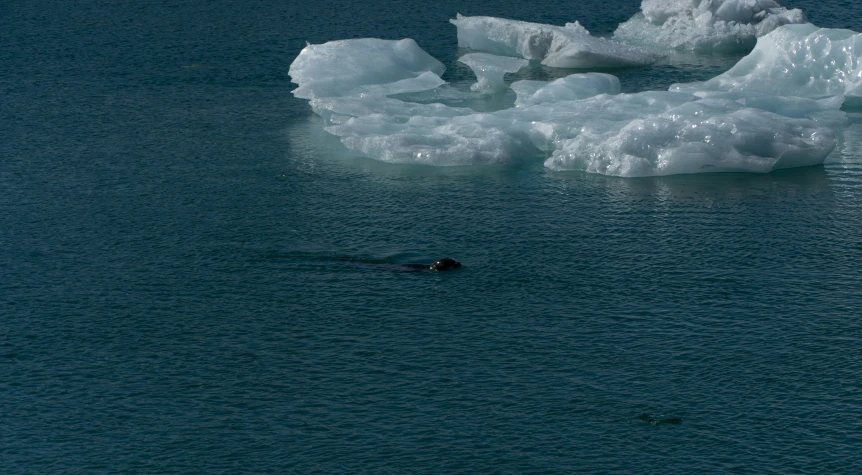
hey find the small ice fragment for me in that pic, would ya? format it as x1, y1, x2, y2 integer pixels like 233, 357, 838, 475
511, 73, 621, 106
458, 53, 528, 93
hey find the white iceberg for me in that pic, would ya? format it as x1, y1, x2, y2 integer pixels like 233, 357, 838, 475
290, 32, 847, 176
450, 14, 660, 69
614, 0, 806, 52
671, 24, 862, 102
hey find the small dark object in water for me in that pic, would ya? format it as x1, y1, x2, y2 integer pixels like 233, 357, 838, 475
429, 258, 462, 271
403, 258, 462, 271
638, 414, 682, 425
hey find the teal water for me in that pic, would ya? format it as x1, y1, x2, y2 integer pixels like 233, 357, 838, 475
3, 0, 862, 473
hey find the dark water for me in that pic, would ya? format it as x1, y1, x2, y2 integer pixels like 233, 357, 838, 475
3, 0, 862, 473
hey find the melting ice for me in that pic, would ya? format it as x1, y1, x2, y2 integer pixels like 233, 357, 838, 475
614, 0, 806, 52
450, 14, 660, 69
458, 53, 528, 93
671, 24, 862, 100
288, 38, 445, 100
289, 0, 858, 177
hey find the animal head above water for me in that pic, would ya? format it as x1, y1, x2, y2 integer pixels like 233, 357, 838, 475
429, 258, 462, 271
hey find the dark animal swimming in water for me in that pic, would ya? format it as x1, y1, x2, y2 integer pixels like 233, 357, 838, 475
403, 258, 462, 271
333, 256, 462, 272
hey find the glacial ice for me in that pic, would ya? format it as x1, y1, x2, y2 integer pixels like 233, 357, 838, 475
457, 53, 529, 93
289, 11, 858, 176
614, 0, 806, 52
511, 73, 621, 107
450, 14, 660, 69
298, 60, 839, 174
546, 96, 838, 175
671, 24, 862, 101
288, 38, 445, 99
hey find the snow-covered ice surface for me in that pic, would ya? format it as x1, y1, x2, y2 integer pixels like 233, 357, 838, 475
289, 2, 859, 177
451, 14, 660, 69
614, 0, 806, 52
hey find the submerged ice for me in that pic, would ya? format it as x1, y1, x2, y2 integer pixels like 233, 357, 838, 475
289, 4, 858, 177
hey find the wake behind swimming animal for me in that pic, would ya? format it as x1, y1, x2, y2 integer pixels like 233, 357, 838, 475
637, 414, 682, 426
334, 255, 462, 271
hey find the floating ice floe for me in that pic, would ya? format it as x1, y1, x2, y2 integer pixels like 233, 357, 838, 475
451, 14, 660, 69
546, 94, 839, 175
457, 53, 529, 93
671, 24, 862, 101
614, 0, 806, 52
290, 20, 854, 176
288, 38, 445, 99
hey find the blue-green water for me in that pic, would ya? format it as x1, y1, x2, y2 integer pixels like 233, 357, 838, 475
3, 0, 862, 472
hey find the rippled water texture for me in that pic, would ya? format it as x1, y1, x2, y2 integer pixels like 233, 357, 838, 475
3, 0, 862, 473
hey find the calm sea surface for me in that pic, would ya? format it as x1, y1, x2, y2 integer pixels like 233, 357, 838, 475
3, 0, 862, 472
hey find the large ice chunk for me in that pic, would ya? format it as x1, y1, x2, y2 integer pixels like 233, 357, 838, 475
290, 37, 844, 175
322, 90, 693, 166
614, 0, 806, 52
671, 24, 862, 101
322, 86, 839, 174
450, 14, 660, 69
546, 97, 838, 176
289, 38, 445, 99
458, 53, 529, 93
